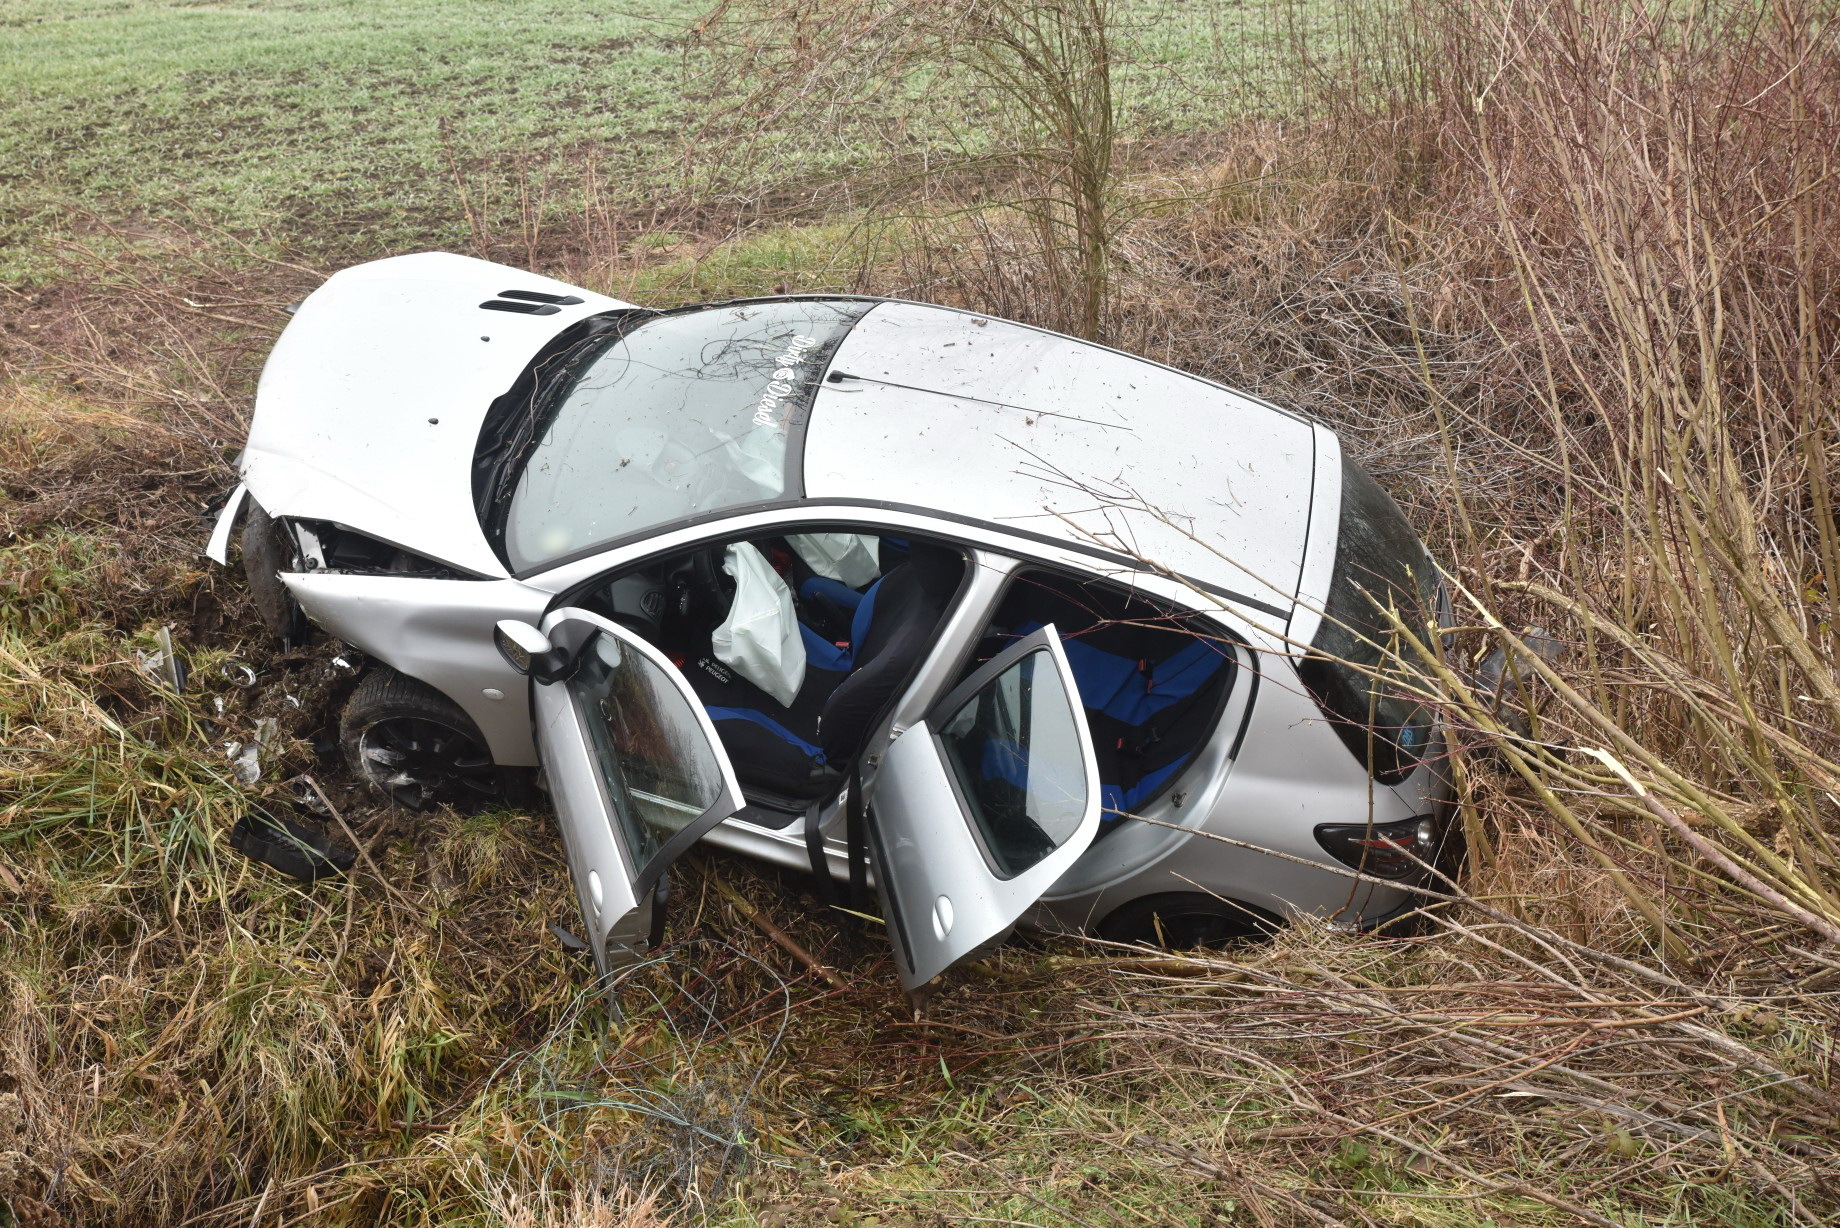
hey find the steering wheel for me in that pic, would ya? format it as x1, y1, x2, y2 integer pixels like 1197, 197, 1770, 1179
669, 546, 732, 629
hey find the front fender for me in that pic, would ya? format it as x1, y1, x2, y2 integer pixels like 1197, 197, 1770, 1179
281, 572, 547, 765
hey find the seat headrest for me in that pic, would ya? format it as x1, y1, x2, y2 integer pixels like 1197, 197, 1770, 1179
907, 542, 964, 595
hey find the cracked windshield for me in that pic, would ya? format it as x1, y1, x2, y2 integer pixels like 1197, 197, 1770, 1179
504, 300, 866, 569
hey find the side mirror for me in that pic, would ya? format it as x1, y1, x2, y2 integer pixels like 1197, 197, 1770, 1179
494, 619, 571, 684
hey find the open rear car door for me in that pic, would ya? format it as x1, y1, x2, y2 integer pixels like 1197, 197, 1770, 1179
867, 625, 1102, 989
516, 608, 743, 978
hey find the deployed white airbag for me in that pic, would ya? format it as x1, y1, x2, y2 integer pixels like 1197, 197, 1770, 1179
789, 532, 881, 588
712, 543, 806, 706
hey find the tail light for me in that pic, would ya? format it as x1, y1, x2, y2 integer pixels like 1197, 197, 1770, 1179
1314, 816, 1440, 879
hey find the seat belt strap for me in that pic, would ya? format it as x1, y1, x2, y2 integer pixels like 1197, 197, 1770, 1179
647, 868, 671, 950
803, 799, 834, 903
847, 759, 869, 909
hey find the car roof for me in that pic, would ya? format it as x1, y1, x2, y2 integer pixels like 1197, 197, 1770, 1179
801, 301, 1320, 615
243, 255, 1323, 604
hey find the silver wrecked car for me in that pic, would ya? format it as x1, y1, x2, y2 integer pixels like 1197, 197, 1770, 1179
207, 252, 1451, 990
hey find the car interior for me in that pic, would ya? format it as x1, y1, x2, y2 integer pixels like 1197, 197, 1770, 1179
960, 569, 1239, 831
578, 531, 969, 817
577, 536, 1238, 833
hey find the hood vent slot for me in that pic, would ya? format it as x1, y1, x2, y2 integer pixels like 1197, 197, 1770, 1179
481, 300, 559, 315
480, 289, 584, 316
500, 289, 584, 305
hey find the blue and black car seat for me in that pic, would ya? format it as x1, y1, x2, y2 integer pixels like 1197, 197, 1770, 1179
982, 573, 1236, 823
682, 540, 963, 800
691, 661, 836, 799
813, 542, 961, 763
788, 536, 910, 647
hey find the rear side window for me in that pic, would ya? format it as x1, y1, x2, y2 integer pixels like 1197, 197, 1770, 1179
1297, 456, 1439, 784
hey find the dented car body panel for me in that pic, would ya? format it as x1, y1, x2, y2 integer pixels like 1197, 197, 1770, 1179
215, 253, 1454, 989
280, 570, 548, 765
242, 252, 629, 579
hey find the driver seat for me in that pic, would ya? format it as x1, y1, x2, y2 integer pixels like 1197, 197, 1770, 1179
697, 543, 964, 798
814, 542, 963, 764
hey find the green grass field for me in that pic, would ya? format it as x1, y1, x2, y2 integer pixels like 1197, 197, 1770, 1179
0, 0, 709, 278
0, 0, 1318, 283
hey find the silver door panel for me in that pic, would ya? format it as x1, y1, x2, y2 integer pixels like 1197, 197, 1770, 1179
533, 681, 650, 973
872, 723, 993, 984
868, 627, 1101, 989
530, 608, 744, 978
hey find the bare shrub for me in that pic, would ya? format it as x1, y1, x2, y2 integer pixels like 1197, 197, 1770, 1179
695, 0, 1137, 339
1017, 0, 1840, 955
1387, 0, 1840, 951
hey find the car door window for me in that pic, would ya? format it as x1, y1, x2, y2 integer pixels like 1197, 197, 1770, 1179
571, 631, 730, 876
935, 646, 1089, 877
530, 610, 742, 976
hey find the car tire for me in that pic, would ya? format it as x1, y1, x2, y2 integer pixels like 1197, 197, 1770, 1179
340, 668, 502, 811
241, 499, 306, 646
1097, 893, 1281, 950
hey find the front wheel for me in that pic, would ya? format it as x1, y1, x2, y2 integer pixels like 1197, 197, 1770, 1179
340, 668, 501, 810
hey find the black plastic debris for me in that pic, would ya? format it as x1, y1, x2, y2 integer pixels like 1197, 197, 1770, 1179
1473, 626, 1568, 742
228, 812, 356, 883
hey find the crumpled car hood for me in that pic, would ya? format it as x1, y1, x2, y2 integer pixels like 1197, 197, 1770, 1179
241, 252, 627, 577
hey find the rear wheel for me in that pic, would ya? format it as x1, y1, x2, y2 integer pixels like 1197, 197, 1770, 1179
340, 668, 500, 810
1098, 893, 1281, 949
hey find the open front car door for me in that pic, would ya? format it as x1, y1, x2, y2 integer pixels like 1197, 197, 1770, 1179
867, 625, 1102, 989
524, 608, 743, 979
